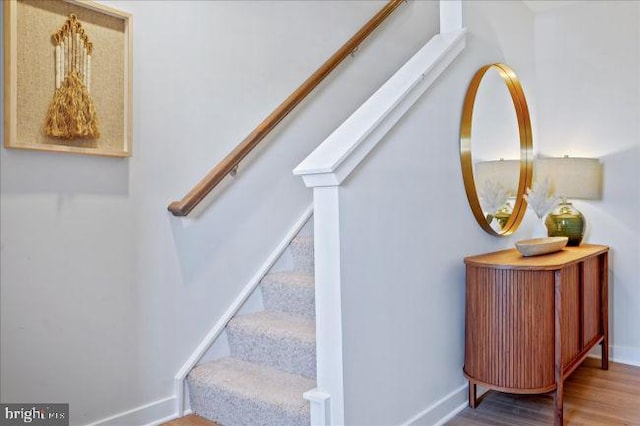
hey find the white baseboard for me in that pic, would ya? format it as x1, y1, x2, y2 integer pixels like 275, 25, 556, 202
401, 384, 468, 426
398, 344, 639, 426
589, 344, 640, 367
148, 409, 193, 426
87, 396, 176, 426
610, 344, 640, 366
399, 344, 639, 426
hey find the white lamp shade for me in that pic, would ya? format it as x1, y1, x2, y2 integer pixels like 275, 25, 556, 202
474, 159, 520, 196
535, 157, 602, 200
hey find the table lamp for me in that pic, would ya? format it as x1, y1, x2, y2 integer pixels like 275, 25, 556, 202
535, 156, 602, 245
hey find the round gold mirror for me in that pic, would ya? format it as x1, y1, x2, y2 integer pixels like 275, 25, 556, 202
460, 63, 533, 236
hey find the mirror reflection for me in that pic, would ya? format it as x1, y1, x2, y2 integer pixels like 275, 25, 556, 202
460, 63, 533, 236
474, 159, 519, 231
472, 70, 521, 232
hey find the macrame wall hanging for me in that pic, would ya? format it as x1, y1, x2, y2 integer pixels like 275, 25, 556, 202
44, 14, 100, 140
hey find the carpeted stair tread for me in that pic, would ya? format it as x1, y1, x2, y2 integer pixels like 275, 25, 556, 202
188, 231, 316, 424
227, 311, 316, 378
188, 357, 314, 426
262, 271, 314, 288
228, 311, 315, 343
262, 271, 315, 319
290, 235, 314, 274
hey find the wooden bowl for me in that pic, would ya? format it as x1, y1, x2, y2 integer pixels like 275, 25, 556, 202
515, 237, 569, 257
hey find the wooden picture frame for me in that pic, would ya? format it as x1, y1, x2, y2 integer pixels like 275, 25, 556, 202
3, 0, 132, 157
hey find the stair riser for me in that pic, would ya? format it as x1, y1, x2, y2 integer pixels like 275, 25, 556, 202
262, 283, 315, 319
290, 238, 314, 274
227, 329, 316, 379
187, 232, 316, 425
188, 381, 310, 426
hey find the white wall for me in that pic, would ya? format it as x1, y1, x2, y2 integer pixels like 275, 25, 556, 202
534, 1, 640, 364
336, 2, 537, 424
334, 3, 640, 424
0, 1, 441, 424
5, 1, 634, 424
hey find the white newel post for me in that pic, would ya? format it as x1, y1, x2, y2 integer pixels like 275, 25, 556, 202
294, 3, 464, 424
440, 0, 463, 34
303, 186, 346, 426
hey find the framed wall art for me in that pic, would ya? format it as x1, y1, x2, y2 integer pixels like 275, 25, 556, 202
3, 0, 132, 157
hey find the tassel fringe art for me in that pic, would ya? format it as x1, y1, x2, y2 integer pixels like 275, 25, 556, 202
44, 14, 100, 140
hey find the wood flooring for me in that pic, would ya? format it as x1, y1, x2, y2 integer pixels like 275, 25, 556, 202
161, 414, 217, 426
163, 358, 639, 426
448, 358, 640, 425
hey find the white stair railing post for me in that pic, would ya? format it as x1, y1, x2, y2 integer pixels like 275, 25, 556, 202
295, 2, 464, 425
440, 0, 463, 34
302, 186, 346, 425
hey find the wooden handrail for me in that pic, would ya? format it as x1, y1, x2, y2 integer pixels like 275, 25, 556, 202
168, 0, 405, 216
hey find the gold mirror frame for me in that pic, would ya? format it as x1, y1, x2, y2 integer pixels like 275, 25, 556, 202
460, 63, 533, 236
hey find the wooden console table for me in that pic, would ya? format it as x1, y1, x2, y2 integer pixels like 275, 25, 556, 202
463, 244, 609, 425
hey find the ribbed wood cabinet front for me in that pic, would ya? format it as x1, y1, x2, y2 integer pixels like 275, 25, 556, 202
463, 244, 609, 426
465, 268, 556, 392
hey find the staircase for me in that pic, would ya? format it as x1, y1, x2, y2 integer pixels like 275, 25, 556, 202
187, 235, 316, 425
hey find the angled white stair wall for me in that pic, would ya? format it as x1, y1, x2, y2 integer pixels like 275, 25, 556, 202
294, 2, 467, 425
173, 205, 313, 416
183, 214, 317, 425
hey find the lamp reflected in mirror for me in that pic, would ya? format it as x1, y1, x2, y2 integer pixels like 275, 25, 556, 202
474, 159, 519, 231
534, 156, 602, 245
460, 63, 533, 237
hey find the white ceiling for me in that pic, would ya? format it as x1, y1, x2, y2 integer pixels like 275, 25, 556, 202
522, 0, 584, 14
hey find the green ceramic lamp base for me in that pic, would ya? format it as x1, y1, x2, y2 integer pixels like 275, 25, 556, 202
545, 201, 585, 246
